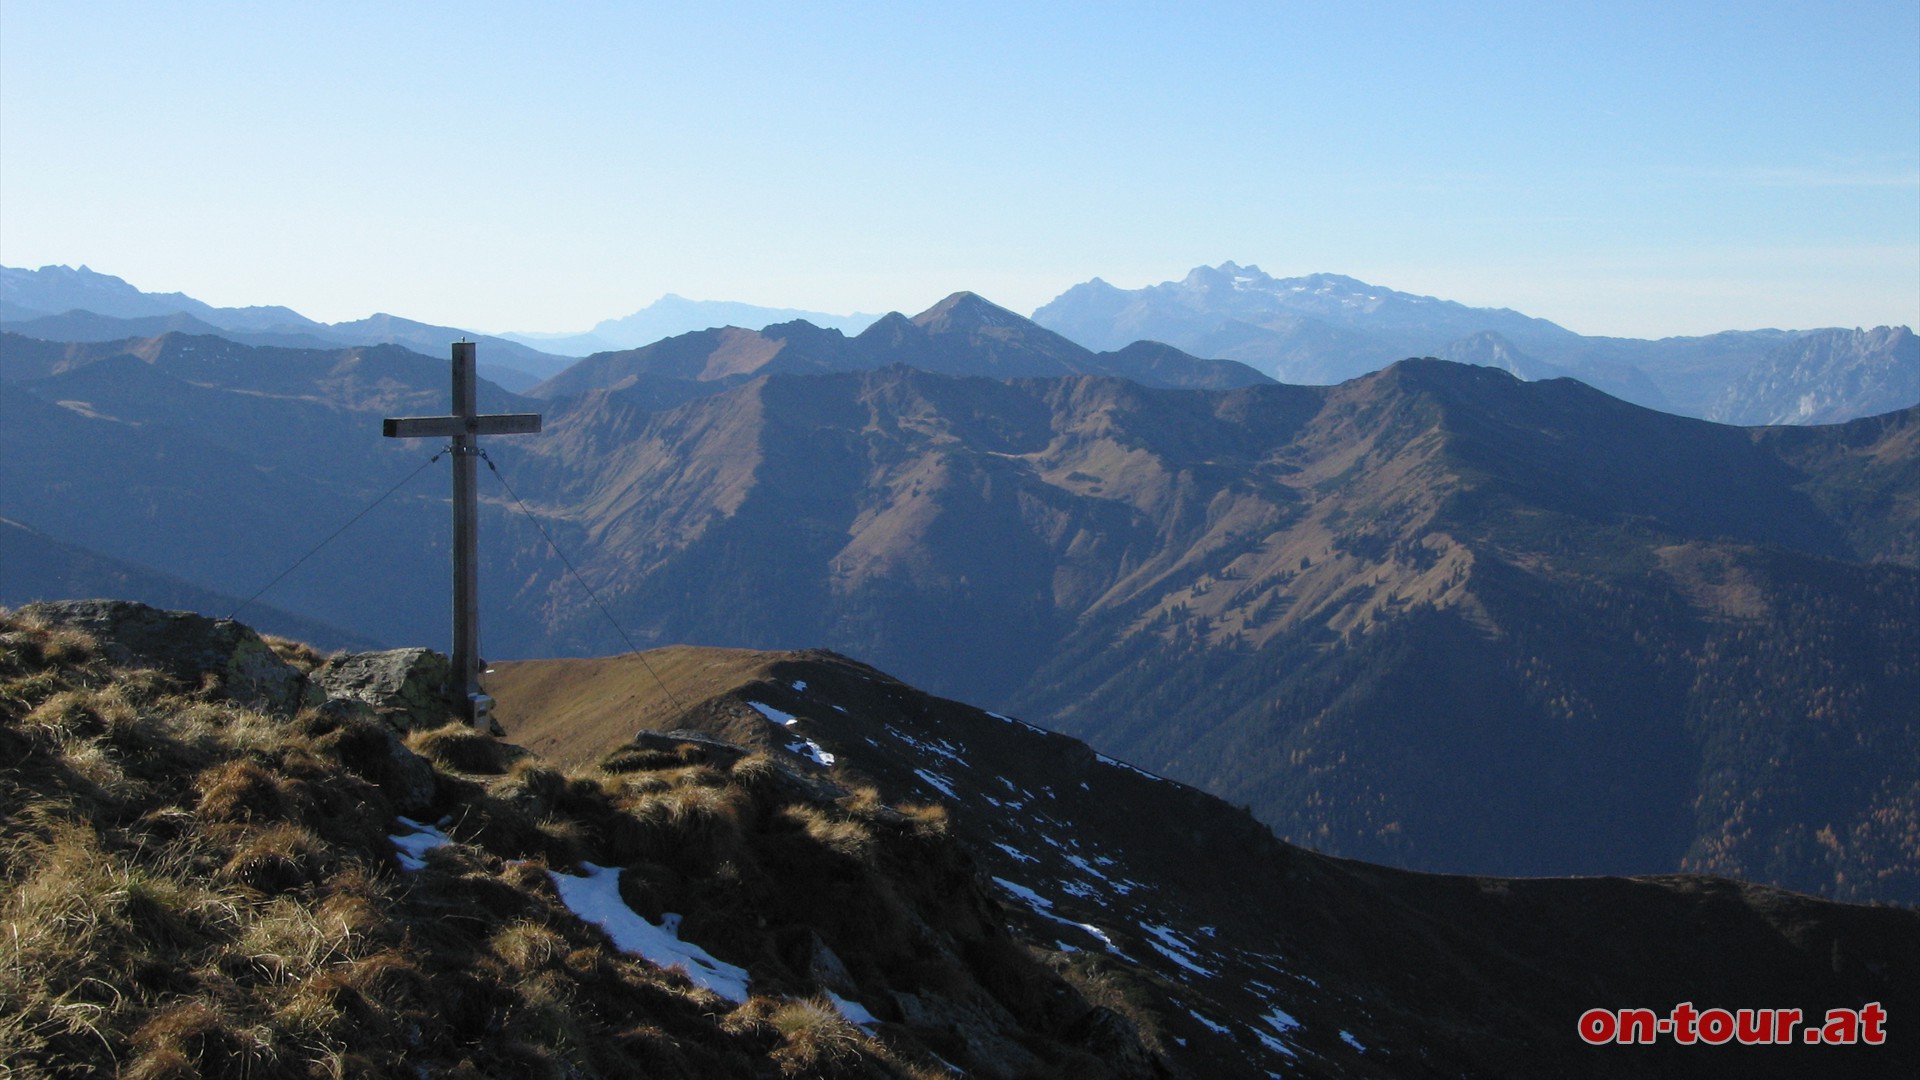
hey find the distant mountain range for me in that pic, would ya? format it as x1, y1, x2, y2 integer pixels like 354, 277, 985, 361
11, 260, 1914, 426
1032, 262, 1917, 424
4, 308, 1914, 904
531, 291, 1269, 399
500, 293, 880, 356
0, 264, 575, 389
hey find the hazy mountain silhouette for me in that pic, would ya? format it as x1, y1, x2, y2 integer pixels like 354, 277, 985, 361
0, 264, 572, 384
532, 292, 1270, 399
1033, 262, 1916, 423
501, 293, 883, 356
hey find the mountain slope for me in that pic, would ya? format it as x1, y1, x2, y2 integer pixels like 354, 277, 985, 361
0, 332, 552, 651
1709, 325, 1919, 425
0, 605, 1169, 1080
0, 517, 379, 650
508, 361, 1920, 901
488, 643, 1920, 1080
13, 603, 1916, 1079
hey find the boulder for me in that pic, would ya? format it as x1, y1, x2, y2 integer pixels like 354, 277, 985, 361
315, 648, 458, 733
20, 599, 320, 713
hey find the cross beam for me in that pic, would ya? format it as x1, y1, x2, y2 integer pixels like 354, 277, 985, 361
383, 342, 541, 729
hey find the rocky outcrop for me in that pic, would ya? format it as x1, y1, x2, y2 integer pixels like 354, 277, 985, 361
18, 598, 320, 713
1709, 325, 1918, 425
314, 647, 458, 732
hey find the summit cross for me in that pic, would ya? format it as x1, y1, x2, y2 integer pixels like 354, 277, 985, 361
382, 341, 542, 729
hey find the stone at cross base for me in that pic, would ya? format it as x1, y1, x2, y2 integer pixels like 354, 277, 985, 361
315, 647, 506, 736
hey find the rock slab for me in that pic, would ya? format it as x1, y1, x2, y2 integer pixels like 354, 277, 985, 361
20, 598, 320, 712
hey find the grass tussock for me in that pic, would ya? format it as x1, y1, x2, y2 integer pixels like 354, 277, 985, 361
0, 608, 1153, 1079
261, 635, 330, 675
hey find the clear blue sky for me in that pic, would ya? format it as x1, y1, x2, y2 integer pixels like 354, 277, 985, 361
3, 1, 1916, 338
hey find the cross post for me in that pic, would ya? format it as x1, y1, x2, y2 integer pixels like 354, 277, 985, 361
383, 342, 542, 730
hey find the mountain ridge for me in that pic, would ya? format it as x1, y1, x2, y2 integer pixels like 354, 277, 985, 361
1, 264, 574, 382
4, 320, 1914, 903
529, 292, 1272, 400
485, 640, 1920, 1078
1031, 261, 1917, 423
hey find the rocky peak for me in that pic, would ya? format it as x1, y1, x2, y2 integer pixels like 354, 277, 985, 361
909, 291, 1029, 335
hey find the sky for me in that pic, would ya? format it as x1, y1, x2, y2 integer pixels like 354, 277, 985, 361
3, 1, 1916, 338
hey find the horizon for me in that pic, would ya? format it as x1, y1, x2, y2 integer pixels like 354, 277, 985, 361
2, 4, 1915, 339
9, 259, 1917, 346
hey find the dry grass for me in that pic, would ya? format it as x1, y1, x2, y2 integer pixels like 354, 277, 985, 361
0, 608, 1152, 1080
781, 804, 876, 862
408, 721, 522, 774
261, 634, 330, 675
768, 996, 864, 1076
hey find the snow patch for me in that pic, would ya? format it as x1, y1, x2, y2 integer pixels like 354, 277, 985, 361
986, 710, 1051, 735
1142, 922, 1216, 977
786, 739, 835, 767
913, 768, 958, 798
1250, 1024, 1297, 1058
826, 990, 881, 1032
1095, 752, 1169, 783
1262, 1008, 1300, 1035
389, 816, 452, 871
749, 700, 835, 766
1189, 1010, 1232, 1036
990, 877, 1132, 960
1062, 852, 1139, 897
888, 726, 969, 768
1252, 1008, 1301, 1058
992, 841, 1038, 864
547, 863, 751, 1003
748, 700, 798, 726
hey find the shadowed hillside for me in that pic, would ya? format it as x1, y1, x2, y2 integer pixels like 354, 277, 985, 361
488, 643, 1920, 1079
506, 361, 1920, 902
6, 320, 1915, 903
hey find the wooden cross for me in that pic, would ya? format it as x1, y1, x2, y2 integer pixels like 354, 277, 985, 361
383, 341, 541, 729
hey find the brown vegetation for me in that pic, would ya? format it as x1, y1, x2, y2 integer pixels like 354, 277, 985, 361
0, 609, 1144, 1079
